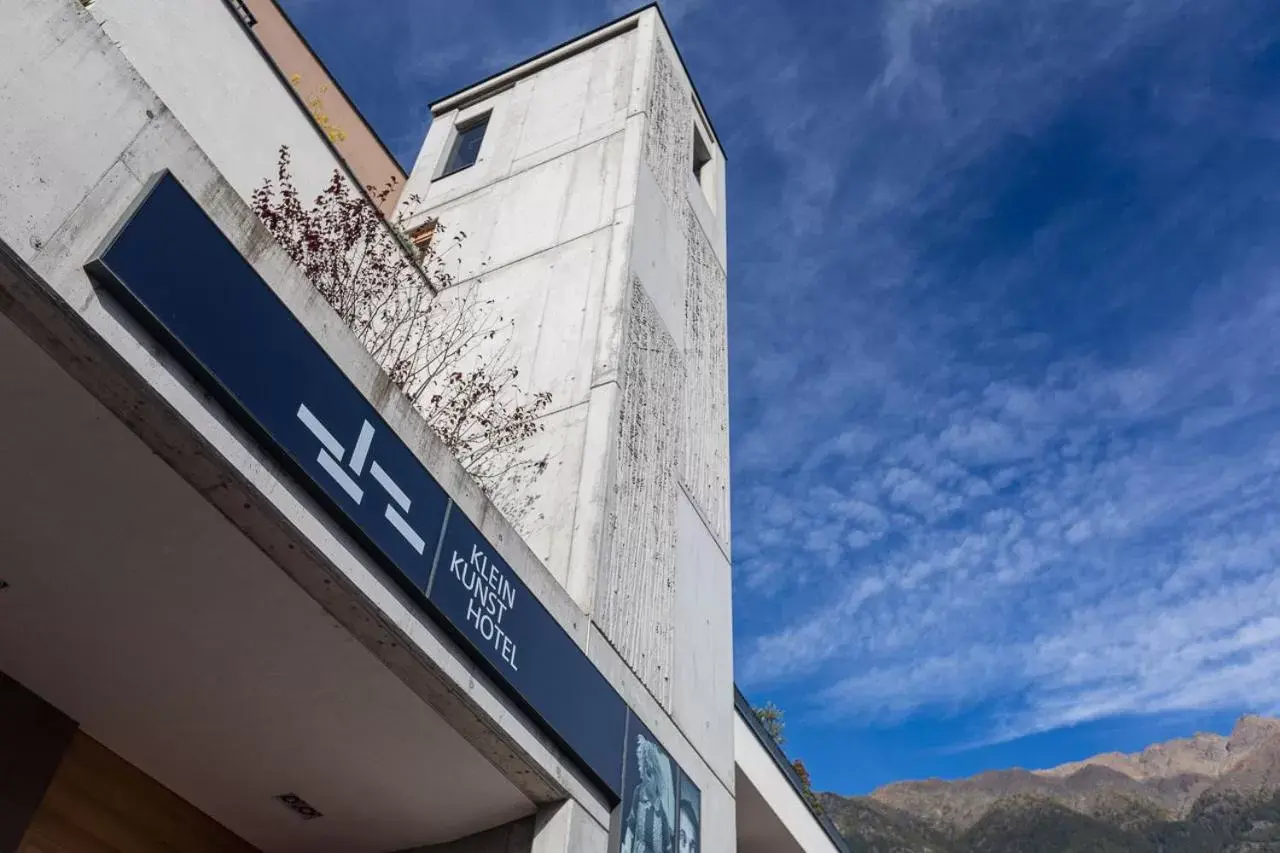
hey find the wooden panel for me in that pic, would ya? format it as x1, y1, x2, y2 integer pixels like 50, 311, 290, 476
0, 672, 77, 853
17, 732, 256, 853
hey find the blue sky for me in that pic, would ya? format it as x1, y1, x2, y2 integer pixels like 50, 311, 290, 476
281, 0, 1280, 794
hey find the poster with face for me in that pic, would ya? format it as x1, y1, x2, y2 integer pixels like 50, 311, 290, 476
620, 718, 676, 853
677, 770, 701, 853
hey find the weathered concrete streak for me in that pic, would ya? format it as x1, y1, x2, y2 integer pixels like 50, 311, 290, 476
640, 43, 693, 213
681, 206, 731, 550
595, 277, 680, 709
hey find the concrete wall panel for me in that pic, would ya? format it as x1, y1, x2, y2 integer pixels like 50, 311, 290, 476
589, 169, 641, 390
564, 380, 621, 610
594, 277, 680, 709
435, 227, 613, 412
558, 133, 625, 247
0, 0, 158, 255
672, 493, 735, 786
424, 183, 504, 284
629, 163, 688, 349
529, 800, 608, 853
701, 765, 739, 853
515, 49, 596, 162
89, 0, 344, 205
406, 33, 634, 219
581, 30, 638, 139
488, 157, 575, 272
424, 135, 623, 287
504, 401, 589, 588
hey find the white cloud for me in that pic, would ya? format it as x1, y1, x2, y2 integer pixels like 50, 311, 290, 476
730, 0, 1280, 748
938, 417, 1036, 465
737, 278, 1280, 734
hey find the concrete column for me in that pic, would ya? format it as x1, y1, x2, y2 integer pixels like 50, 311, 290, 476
0, 671, 77, 851
531, 801, 609, 853
401, 802, 606, 853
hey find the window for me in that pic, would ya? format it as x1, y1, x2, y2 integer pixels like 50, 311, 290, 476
441, 114, 489, 177
691, 122, 716, 212
692, 126, 712, 186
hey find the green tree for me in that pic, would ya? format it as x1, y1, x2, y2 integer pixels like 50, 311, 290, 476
753, 701, 786, 745
791, 758, 825, 816
752, 702, 824, 816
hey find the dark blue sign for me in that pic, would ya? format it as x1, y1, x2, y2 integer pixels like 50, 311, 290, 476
87, 171, 627, 800
428, 508, 627, 790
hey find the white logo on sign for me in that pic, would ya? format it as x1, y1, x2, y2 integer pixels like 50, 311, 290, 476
296, 403, 426, 555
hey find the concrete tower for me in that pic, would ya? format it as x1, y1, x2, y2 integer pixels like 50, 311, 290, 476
401, 1, 734, 807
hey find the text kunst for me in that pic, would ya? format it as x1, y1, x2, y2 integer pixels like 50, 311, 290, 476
449, 544, 519, 671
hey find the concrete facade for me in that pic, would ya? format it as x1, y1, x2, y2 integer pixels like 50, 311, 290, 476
0, 1, 605, 849
401, 8, 735, 800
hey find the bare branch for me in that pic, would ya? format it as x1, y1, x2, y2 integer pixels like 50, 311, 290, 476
251, 146, 553, 527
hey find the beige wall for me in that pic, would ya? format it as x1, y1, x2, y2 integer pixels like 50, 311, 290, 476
241, 0, 407, 215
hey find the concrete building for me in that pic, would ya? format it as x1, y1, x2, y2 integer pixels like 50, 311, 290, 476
397, 3, 734, 796
0, 2, 852, 853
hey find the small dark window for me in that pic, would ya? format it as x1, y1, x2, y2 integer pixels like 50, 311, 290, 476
441, 114, 489, 177
692, 126, 712, 185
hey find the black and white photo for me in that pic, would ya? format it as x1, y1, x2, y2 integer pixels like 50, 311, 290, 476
677, 770, 700, 853
620, 726, 676, 853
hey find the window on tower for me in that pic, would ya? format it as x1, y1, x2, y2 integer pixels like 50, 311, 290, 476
691, 119, 716, 212
441, 113, 490, 177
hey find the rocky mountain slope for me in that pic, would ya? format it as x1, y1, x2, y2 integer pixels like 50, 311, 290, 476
820, 715, 1280, 852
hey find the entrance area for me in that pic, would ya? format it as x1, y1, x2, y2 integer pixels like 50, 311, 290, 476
0, 302, 537, 852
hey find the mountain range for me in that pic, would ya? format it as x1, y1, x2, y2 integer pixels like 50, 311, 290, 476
818, 715, 1280, 852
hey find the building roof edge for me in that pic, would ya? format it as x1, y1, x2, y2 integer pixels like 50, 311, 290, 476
428, 3, 726, 158
246, 0, 410, 176
734, 686, 853, 853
